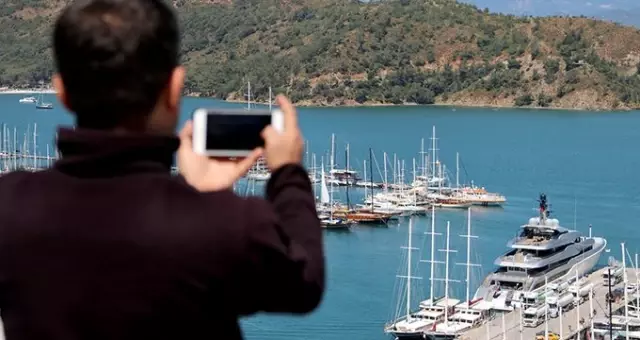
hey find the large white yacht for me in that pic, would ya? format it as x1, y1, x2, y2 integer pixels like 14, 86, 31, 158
474, 194, 606, 310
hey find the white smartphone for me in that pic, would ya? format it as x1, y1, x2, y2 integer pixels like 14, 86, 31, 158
192, 108, 284, 157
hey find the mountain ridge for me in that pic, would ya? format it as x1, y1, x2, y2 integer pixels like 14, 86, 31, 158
3, 0, 640, 110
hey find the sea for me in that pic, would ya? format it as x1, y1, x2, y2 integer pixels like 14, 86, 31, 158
2, 93, 640, 340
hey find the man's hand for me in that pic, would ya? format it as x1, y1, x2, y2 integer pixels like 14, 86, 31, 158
261, 95, 304, 171
177, 121, 262, 192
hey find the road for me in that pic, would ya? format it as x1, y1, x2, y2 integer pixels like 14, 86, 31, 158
458, 267, 630, 340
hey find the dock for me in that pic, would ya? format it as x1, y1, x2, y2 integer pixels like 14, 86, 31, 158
458, 267, 630, 340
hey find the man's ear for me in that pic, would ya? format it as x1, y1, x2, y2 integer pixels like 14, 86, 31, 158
53, 74, 71, 111
167, 66, 185, 115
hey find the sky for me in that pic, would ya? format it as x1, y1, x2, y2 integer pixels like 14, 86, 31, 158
461, 0, 638, 17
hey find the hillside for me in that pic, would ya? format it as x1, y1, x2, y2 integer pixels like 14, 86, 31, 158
3, 0, 640, 110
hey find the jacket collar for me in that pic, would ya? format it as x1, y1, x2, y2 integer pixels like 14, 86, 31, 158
54, 127, 180, 177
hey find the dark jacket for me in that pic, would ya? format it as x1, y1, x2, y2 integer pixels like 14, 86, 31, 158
0, 127, 324, 340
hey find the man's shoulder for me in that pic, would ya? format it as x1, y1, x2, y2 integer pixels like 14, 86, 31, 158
0, 170, 37, 187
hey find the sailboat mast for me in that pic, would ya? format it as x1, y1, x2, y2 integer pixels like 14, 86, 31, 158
369, 148, 374, 211
393, 154, 397, 187
576, 269, 580, 340
444, 221, 451, 328
636, 253, 639, 313
13, 127, 16, 171
383, 152, 388, 192
345, 148, 350, 209
623, 242, 629, 338
363, 160, 367, 201
431, 125, 437, 180
429, 206, 437, 302
346, 144, 350, 173
328, 162, 333, 220
0, 123, 4, 158
268, 86, 273, 111
330, 134, 335, 171
420, 138, 425, 180
401, 160, 405, 194
247, 81, 251, 110
412, 158, 416, 184
312, 153, 317, 188
406, 218, 413, 320
456, 152, 460, 189
33, 123, 37, 170
465, 208, 474, 305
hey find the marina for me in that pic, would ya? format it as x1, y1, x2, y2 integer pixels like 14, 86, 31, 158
1, 94, 640, 340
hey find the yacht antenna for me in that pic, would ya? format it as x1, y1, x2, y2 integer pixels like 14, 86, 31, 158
538, 193, 551, 222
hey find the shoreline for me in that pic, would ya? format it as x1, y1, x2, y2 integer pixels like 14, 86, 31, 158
0, 88, 56, 94
1, 89, 634, 112
222, 97, 635, 112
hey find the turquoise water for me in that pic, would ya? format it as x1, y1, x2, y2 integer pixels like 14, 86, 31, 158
2, 94, 640, 339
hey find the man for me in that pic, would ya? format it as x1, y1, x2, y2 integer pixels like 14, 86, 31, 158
0, 0, 324, 339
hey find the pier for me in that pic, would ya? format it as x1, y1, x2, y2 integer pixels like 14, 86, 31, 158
458, 267, 630, 340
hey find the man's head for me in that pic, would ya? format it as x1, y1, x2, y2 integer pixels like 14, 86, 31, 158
53, 0, 184, 133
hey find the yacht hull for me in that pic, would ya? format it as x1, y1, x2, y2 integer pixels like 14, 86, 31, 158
386, 330, 425, 340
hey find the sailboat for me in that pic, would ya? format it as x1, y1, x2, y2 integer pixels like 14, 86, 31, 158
429, 208, 493, 337
317, 163, 351, 230
35, 92, 53, 110
384, 217, 435, 339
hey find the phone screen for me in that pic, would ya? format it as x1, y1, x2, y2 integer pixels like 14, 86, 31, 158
205, 113, 271, 151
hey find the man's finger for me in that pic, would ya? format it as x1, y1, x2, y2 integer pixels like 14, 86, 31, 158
275, 95, 297, 132
179, 120, 193, 149
261, 125, 278, 142
235, 148, 263, 177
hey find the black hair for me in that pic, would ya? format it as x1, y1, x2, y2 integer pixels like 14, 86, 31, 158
53, 0, 179, 129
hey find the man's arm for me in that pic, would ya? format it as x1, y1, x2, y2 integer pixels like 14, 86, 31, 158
234, 164, 324, 315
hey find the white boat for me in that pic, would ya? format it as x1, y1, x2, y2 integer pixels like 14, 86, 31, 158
318, 163, 350, 230
474, 194, 606, 311
19, 96, 36, 103
454, 184, 506, 206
